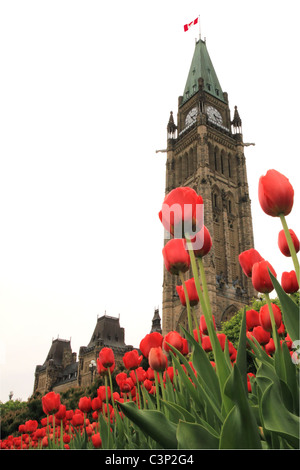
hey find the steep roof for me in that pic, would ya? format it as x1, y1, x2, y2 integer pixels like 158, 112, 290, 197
182, 39, 225, 105
43, 338, 72, 366
87, 314, 125, 348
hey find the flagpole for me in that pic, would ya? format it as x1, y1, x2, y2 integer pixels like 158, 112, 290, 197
198, 15, 201, 40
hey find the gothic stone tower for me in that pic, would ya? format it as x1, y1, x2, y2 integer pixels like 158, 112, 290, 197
162, 39, 256, 335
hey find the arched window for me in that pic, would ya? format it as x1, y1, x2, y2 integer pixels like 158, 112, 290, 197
214, 147, 218, 171
189, 148, 194, 176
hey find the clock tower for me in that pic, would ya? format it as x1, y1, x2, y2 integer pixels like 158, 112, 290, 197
162, 38, 256, 334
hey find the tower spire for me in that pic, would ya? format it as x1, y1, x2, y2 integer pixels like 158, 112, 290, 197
231, 106, 242, 134
167, 111, 177, 139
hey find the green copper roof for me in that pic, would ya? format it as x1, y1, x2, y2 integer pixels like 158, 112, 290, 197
182, 39, 225, 105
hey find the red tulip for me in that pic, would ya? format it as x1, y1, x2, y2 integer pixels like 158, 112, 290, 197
42, 391, 61, 415
92, 433, 102, 449
18, 424, 26, 434
163, 331, 184, 354
148, 347, 168, 371
91, 397, 102, 411
146, 367, 155, 381
193, 326, 202, 343
259, 303, 282, 332
252, 260, 277, 293
202, 335, 212, 352
143, 379, 154, 392
217, 333, 227, 351
116, 372, 127, 387
238, 248, 264, 278
163, 366, 175, 383
78, 396, 92, 413
265, 338, 275, 355
97, 358, 115, 375
63, 434, 71, 444
139, 332, 163, 358
162, 238, 190, 275
159, 186, 203, 237
55, 404, 66, 421
25, 420, 38, 434
190, 225, 212, 257
176, 278, 199, 306
130, 367, 147, 384
123, 349, 143, 370
258, 169, 294, 217
65, 410, 74, 421
181, 338, 189, 355
252, 326, 271, 345
200, 314, 216, 335
71, 412, 84, 427
281, 270, 299, 293
246, 309, 260, 331
118, 377, 135, 394
99, 347, 115, 368
277, 321, 285, 336
97, 385, 111, 401
278, 229, 300, 257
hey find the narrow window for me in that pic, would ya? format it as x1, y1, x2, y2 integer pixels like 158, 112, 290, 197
228, 158, 231, 178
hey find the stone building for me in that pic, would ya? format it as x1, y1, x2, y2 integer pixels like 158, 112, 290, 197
33, 314, 134, 396
161, 38, 257, 334
33, 310, 162, 395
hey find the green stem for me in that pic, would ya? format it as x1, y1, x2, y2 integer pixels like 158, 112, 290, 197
135, 370, 142, 409
197, 257, 211, 314
185, 237, 232, 415
191, 306, 201, 345
264, 293, 280, 352
264, 293, 286, 382
179, 271, 193, 336
154, 371, 160, 411
105, 375, 110, 443
279, 213, 300, 285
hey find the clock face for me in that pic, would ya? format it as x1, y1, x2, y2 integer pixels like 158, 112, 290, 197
206, 106, 223, 126
185, 107, 198, 127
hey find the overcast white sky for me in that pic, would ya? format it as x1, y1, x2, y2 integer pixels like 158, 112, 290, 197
0, 0, 299, 403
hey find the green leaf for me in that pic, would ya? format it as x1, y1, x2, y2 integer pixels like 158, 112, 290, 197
180, 326, 221, 405
160, 400, 196, 424
220, 365, 262, 449
269, 271, 299, 342
118, 401, 178, 449
177, 420, 219, 449
235, 308, 248, 395
280, 341, 299, 414
261, 381, 300, 449
99, 413, 115, 449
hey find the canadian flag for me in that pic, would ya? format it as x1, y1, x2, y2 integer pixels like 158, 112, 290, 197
184, 17, 198, 32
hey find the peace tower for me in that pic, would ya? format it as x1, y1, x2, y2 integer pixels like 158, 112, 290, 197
162, 38, 256, 334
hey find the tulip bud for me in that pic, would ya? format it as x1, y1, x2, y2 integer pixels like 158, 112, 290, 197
281, 270, 299, 294
148, 347, 168, 372
251, 260, 276, 293
278, 229, 300, 257
162, 238, 190, 275
239, 248, 264, 278
259, 303, 282, 332
258, 169, 294, 217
